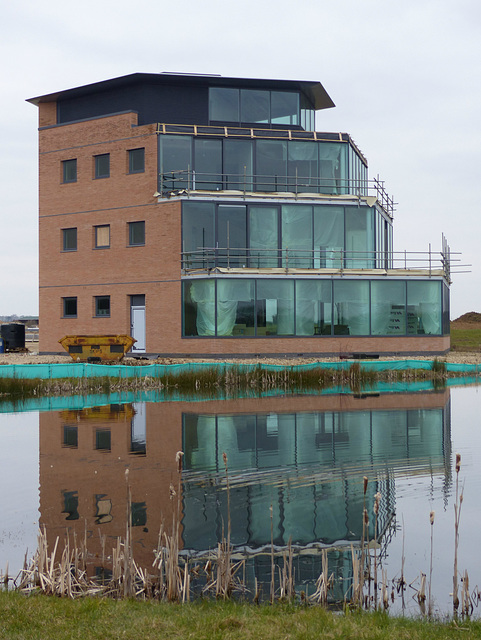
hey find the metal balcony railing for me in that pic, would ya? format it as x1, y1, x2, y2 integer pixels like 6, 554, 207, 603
160, 170, 395, 218
181, 246, 456, 281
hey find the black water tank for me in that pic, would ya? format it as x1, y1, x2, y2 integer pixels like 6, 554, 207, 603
0, 323, 26, 350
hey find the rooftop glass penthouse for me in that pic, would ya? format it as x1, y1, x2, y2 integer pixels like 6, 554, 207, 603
29, 72, 451, 356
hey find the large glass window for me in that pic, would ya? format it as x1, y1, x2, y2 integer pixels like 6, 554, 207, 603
217, 279, 255, 336
240, 89, 270, 124
296, 280, 332, 336
371, 281, 406, 335
287, 142, 318, 192
224, 139, 253, 190
194, 139, 222, 190
184, 279, 215, 336
217, 205, 246, 268
160, 135, 191, 190
256, 140, 287, 191
282, 205, 312, 268
256, 280, 294, 336
182, 202, 215, 269
319, 143, 347, 194
314, 206, 344, 268
333, 280, 369, 335
407, 281, 442, 335
271, 92, 299, 126
345, 208, 374, 268
249, 207, 279, 268
209, 87, 239, 122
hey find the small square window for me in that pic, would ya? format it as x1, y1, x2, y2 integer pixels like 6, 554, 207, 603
95, 429, 111, 451
63, 159, 77, 183
63, 297, 77, 318
95, 296, 110, 317
94, 154, 110, 179
95, 225, 110, 248
128, 221, 145, 246
128, 148, 145, 174
62, 228, 77, 251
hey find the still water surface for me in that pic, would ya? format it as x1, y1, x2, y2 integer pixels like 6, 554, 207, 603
0, 384, 480, 615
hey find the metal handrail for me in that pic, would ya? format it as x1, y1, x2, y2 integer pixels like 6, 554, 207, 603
181, 246, 457, 280
160, 170, 395, 217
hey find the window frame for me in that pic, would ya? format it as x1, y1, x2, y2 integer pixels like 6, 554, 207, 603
62, 227, 77, 252
128, 221, 145, 247
94, 224, 110, 249
62, 158, 77, 183
95, 295, 111, 317
128, 148, 145, 174
94, 153, 110, 179
62, 296, 78, 318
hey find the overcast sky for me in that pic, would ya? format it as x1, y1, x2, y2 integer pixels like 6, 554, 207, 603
1, 0, 479, 318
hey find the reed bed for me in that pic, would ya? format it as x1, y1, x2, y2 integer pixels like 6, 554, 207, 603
2, 454, 475, 620
0, 361, 460, 405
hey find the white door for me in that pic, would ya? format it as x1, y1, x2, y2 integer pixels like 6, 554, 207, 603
131, 306, 146, 352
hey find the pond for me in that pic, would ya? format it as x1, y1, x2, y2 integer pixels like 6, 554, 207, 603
0, 382, 480, 616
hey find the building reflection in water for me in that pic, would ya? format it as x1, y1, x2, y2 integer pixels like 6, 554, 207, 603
39, 390, 451, 599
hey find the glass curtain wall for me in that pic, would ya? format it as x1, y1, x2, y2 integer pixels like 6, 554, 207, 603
183, 278, 444, 338
160, 136, 362, 196
182, 202, 387, 270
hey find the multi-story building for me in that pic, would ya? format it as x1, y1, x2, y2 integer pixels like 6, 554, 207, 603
28, 73, 450, 357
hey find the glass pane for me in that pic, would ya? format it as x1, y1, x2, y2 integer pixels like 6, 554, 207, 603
63, 297, 77, 318
184, 279, 215, 336
217, 279, 255, 336
296, 280, 332, 336
96, 296, 110, 316
194, 139, 222, 190
314, 206, 344, 268
318, 143, 346, 194
63, 228, 77, 251
129, 221, 145, 246
256, 280, 294, 336
281, 205, 312, 268
249, 207, 279, 268
95, 154, 110, 179
160, 135, 191, 190
95, 225, 110, 248
371, 281, 406, 335
63, 159, 77, 183
287, 142, 318, 192
345, 207, 374, 268
240, 89, 269, 124
333, 280, 369, 335
217, 205, 247, 267
224, 139, 253, 190
128, 148, 144, 173
209, 87, 239, 122
271, 91, 299, 125
182, 202, 215, 269
407, 281, 442, 335
256, 140, 287, 192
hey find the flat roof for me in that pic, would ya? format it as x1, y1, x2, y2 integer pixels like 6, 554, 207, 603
27, 72, 335, 111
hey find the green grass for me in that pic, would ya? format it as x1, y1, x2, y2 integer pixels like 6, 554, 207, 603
450, 325, 481, 351
0, 592, 480, 640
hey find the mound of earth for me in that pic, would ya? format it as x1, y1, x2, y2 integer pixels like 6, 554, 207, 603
453, 312, 481, 324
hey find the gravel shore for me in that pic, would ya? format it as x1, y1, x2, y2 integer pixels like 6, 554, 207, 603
1, 348, 480, 367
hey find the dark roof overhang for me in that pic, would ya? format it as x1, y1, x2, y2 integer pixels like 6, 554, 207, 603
26, 72, 335, 111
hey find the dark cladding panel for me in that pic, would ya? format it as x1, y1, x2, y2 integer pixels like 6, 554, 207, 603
57, 83, 209, 126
